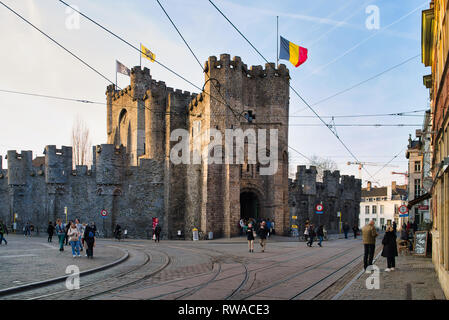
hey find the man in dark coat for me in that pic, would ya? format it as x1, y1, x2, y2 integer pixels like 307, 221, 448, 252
307, 224, 316, 247
83, 223, 96, 258
154, 224, 162, 242
352, 225, 359, 239
381, 226, 398, 271
343, 222, 350, 239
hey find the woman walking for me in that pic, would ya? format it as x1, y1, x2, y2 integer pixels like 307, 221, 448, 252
67, 223, 81, 258
55, 219, 65, 252
381, 225, 398, 272
246, 222, 255, 253
47, 221, 55, 243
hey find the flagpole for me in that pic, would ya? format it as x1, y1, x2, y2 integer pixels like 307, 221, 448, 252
140, 42, 142, 68
276, 16, 279, 68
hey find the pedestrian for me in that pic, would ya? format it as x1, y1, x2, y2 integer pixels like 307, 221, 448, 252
75, 219, 84, 251
316, 225, 324, 247
393, 221, 397, 233
343, 222, 350, 239
83, 223, 96, 259
64, 221, 71, 246
381, 225, 398, 272
239, 218, 245, 236
271, 220, 275, 235
362, 220, 378, 272
55, 219, 65, 252
303, 225, 309, 242
266, 219, 272, 238
47, 221, 55, 243
307, 224, 316, 247
258, 221, 269, 252
412, 220, 418, 233
114, 224, 122, 241
0, 220, 8, 245
23, 222, 31, 238
352, 225, 359, 239
154, 223, 161, 242
67, 223, 81, 258
246, 222, 255, 253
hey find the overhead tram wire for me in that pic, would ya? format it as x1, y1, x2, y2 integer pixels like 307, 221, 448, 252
154, 0, 240, 121
56, 0, 311, 162
155, 0, 312, 162
0, 88, 428, 120
56, 0, 241, 122
0, 0, 171, 119
208, 0, 378, 183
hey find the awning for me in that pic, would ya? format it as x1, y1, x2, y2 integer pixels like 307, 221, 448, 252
407, 192, 432, 209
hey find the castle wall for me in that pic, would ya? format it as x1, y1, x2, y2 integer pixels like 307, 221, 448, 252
289, 166, 361, 234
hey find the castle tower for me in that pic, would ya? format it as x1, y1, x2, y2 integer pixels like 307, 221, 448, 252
187, 54, 290, 237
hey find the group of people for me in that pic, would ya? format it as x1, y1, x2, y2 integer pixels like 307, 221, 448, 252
239, 218, 275, 238
51, 219, 97, 259
245, 220, 270, 252
303, 223, 325, 247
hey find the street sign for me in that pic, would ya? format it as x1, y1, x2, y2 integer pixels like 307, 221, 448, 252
291, 225, 298, 229
100, 209, 108, 218
315, 204, 324, 214
398, 205, 409, 215
399, 214, 409, 218
64, 207, 67, 214
337, 211, 341, 217
292, 216, 297, 219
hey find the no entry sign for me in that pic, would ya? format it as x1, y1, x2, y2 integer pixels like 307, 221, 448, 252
398, 205, 408, 215
100, 209, 108, 218
315, 204, 324, 214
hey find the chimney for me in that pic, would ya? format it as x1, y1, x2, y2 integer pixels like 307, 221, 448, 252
392, 181, 397, 191
367, 181, 371, 191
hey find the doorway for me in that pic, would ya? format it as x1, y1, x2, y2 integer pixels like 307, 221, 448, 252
240, 191, 259, 220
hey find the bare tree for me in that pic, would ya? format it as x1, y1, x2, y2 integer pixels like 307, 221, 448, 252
71, 116, 91, 167
309, 155, 338, 182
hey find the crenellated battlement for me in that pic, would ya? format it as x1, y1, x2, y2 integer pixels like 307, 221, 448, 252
6, 150, 33, 185
44, 145, 73, 184
204, 54, 289, 79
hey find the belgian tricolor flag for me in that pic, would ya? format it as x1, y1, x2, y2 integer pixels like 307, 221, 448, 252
279, 36, 308, 68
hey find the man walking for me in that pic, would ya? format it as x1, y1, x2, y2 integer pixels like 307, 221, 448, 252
316, 225, 324, 247
352, 224, 359, 239
362, 220, 378, 272
343, 222, 350, 239
154, 223, 162, 243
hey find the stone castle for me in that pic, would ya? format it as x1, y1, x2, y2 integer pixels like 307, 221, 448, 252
288, 166, 361, 233
0, 54, 291, 239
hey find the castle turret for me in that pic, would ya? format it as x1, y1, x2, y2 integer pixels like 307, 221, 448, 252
323, 170, 340, 197
95, 144, 126, 185
44, 145, 72, 184
7, 150, 32, 185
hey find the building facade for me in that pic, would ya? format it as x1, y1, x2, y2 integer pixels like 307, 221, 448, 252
0, 54, 291, 239
421, 0, 449, 297
359, 181, 407, 229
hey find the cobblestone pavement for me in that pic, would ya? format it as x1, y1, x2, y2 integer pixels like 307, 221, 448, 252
335, 253, 446, 300
3, 233, 444, 300
0, 234, 125, 291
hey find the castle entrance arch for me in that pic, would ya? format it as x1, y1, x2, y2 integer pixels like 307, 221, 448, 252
240, 191, 260, 220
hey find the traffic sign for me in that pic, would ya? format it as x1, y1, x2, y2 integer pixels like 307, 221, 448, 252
100, 209, 108, 218
315, 204, 324, 214
398, 205, 409, 215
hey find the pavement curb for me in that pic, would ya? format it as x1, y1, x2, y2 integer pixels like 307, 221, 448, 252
0, 246, 129, 297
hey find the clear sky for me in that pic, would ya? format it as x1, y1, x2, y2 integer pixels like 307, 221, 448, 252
0, 0, 430, 187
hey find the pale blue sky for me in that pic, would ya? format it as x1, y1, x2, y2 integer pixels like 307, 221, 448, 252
0, 0, 430, 186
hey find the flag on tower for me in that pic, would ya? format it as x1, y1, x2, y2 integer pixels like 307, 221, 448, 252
116, 60, 130, 76
279, 36, 308, 67
141, 43, 156, 62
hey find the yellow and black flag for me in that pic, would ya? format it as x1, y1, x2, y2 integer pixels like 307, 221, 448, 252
141, 43, 156, 62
